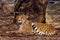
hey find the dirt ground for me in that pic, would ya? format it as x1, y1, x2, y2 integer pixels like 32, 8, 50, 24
0, 30, 59, 40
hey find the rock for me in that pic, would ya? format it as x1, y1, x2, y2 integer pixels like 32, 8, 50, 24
3, 5, 14, 14
46, 2, 60, 28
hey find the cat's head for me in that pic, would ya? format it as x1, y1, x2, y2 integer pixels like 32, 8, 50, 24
16, 14, 28, 25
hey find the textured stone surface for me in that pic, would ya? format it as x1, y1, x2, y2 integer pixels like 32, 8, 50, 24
46, 2, 60, 28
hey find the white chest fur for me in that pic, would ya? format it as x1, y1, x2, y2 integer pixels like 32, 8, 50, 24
18, 20, 29, 32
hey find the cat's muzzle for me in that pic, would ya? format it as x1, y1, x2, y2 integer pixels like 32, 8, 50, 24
18, 21, 22, 25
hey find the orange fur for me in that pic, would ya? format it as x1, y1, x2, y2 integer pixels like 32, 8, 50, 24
16, 14, 34, 34
33, 22, 57, 35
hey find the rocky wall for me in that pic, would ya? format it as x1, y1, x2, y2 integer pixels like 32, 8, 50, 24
46, 2, 60, 28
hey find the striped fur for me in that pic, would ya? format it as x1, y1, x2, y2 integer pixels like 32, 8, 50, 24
32, 23, 45, 35
32, 23, 57, 35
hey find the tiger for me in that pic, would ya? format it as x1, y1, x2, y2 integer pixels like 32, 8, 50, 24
16, 14, 57, 35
